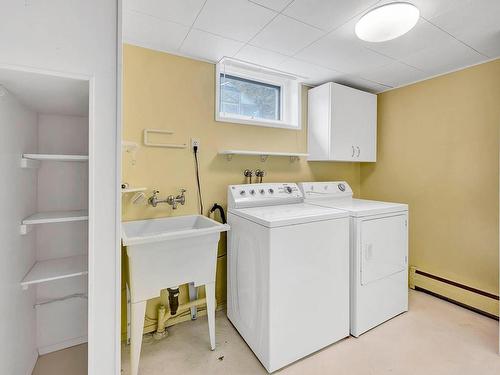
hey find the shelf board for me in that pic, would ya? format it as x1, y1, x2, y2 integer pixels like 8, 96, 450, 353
35, 293, 88, 308
22, 210, 88, 225
21, 255, 88, 289
219, 149, 308, 162
22, 153, 89, 162
121, 187, 147, 193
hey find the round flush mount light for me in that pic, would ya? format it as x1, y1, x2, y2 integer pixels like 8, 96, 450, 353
355, 2, 420, 42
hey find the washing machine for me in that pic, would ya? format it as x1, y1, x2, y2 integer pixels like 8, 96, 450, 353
227, 183, 350, 373
298, 181, 408, 337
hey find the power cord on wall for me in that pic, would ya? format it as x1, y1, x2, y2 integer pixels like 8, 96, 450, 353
193, 145, 204, 215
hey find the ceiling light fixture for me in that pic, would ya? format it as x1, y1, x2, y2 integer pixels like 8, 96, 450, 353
355, 2, 420, 43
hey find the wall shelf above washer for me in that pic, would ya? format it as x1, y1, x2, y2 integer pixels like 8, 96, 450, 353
21, 255, 88, 290
219, 149, 308, 162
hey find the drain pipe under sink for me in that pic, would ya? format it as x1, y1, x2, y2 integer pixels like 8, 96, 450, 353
153, 289, 216, 339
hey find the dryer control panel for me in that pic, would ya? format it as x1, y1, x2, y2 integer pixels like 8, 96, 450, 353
298, 181, 354, 200
228, 183, 303, 209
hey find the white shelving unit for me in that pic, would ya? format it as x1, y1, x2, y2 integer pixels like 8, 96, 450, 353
21, 255, 88, 290
19, 113, 90, 356
219, 149, 309, 162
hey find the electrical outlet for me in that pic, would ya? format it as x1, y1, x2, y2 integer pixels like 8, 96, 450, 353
191, 138, 200, 151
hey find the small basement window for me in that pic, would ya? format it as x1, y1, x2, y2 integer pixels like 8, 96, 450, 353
220, 74, 281, 121
216, 58, 301, 129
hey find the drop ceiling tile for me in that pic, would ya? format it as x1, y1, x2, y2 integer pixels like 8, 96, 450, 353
429, 0, 500, 58
461, 33, 500, 60
295, 31, 395, 75
251, 15, 325, 56
335, 75, 392, 93
360, 19, 450, 61
360, 61, 428, 88
123, 11, 189, 52
248, 0, 294, 12
283, 0, 378, 31
407, 0, 471, 19
400, 37, 485, 76
278, 58, 344, 85
180, 29, 244, 62
235, 45, 288, 69
193, 0, 277, 42
123, 0, 206, 26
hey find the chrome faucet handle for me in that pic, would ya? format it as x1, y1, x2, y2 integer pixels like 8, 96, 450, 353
148, 189, 161, 207
255, 169, 265, 183
243, 169, 254, 184
177, 188, 186, 206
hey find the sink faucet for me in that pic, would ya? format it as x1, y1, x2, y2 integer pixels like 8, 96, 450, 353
148, 189, 186, 209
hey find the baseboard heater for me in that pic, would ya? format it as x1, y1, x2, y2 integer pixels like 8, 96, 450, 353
409, 266, 499, 320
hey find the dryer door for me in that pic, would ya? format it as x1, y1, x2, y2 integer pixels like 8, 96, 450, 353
360, 214, 407, 285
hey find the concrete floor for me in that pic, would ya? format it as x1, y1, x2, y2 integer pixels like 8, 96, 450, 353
33, 291, 500, 374
32, 343, 87, 375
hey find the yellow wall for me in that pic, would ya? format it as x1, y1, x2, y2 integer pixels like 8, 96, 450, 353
360, 59, 500, 297
121, 44, 361, 337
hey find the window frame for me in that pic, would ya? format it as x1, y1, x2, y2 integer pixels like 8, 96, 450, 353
215, 58, 302, 130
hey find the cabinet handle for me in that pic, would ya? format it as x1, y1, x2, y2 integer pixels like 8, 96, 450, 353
351, 146, 355, 157
356, 146, 360, 157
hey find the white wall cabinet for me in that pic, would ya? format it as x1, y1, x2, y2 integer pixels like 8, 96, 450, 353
307, 82, 377, 162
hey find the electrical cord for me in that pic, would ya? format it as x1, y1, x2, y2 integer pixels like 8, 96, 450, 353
193, 145, 204, 215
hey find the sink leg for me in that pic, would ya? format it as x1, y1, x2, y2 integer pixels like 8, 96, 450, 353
188, 282, 198, 320
126, 283, 131, 345
130, 301, 146, 375
205, 282, 216, 350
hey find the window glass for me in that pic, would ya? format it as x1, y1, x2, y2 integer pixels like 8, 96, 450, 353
220, 74, 281, 121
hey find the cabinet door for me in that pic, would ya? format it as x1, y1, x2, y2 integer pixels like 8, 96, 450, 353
307, 83, 332, 160
330, 83, 377, 162
353, 90, 377, 162
330, 83, 358, 161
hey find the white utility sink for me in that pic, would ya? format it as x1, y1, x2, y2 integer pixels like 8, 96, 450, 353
122, 215, 229, 375
122, 214, 229, 246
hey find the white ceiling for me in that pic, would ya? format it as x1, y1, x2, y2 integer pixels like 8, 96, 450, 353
123, 0, 500, 93
0, 68, 89, 116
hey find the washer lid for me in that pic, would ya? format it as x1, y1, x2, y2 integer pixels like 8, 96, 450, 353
307, 199, 407, 217
229, 203, 348, 228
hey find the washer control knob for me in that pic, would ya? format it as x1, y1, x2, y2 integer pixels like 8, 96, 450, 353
259, 189, 265, 194
239, 190, 246, 195
250, 189, 256, 195
268, 188, 274, 194
285, 186, 293, 194
338, 183, 346, 192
